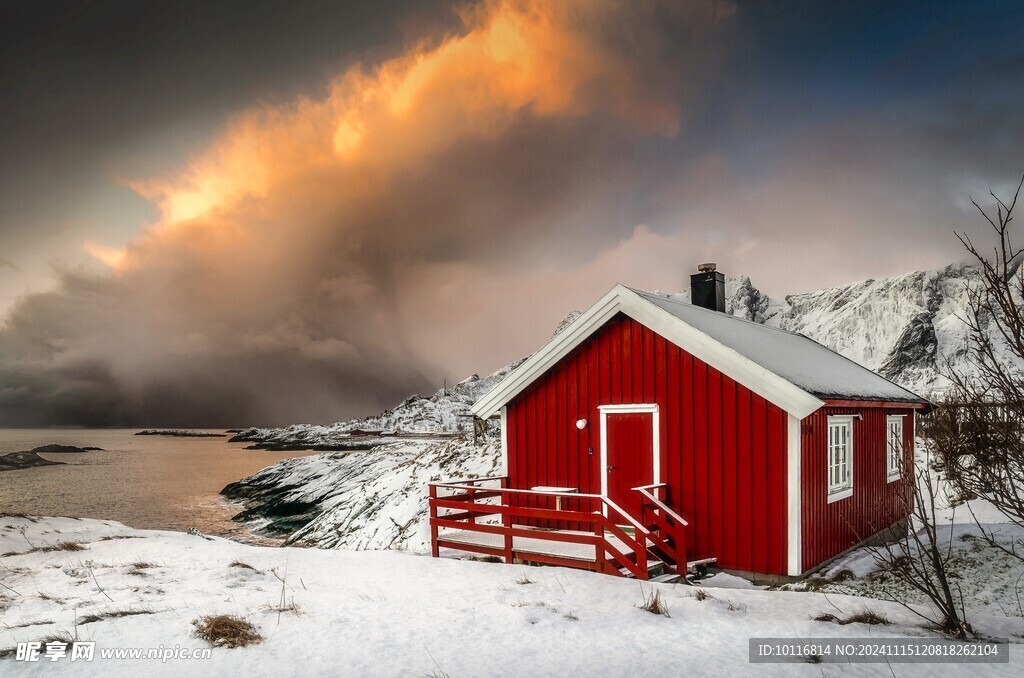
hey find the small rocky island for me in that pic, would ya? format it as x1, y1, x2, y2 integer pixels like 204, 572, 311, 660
136, 429, 227, 437
0, 444, 102, 472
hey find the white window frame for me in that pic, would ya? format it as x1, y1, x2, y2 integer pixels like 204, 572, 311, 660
827, 415, 854, 503
886, 414, 905, 483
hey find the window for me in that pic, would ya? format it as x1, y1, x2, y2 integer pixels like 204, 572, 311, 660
886, 415, 904, 482
827, 416, 854, 502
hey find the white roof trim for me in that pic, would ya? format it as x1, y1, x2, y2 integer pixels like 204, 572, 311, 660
471, 284, 826, 420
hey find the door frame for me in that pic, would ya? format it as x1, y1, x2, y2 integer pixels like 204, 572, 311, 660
598, 403, 660, 519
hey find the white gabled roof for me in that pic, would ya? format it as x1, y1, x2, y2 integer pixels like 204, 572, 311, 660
471, 284, 929, 420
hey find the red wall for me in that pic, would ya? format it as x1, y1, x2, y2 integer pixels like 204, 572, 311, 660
505, 313, 790, 575
800, 406, 915, 572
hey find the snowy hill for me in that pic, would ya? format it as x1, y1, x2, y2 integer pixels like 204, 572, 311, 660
226, 263, 996, 550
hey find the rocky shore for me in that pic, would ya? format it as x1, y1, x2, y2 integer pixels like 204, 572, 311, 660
136, 429, 227, 437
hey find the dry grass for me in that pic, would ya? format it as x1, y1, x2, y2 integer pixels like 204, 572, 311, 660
192, 615, 262, 648
692, 589, 712, 602
515, 576, 535, 585
830, 568, 855, 583
130, 562, 156, 569
841, 609, 890, 626
40, 631, 74, 644
799, 568, 857, 592
814, 609, 890, 626
229, 561, 262, 573
36, 591, 64, 604
5, 619, 56, 629
34, 541, 86, 553
0, 513, 38, 522
638, 588, 671, 618
79, 609, 153, 624
563, 612, 579, 621
266, 600, 302, 616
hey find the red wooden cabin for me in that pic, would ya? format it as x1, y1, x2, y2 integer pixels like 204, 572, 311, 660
429, 266, 930, 581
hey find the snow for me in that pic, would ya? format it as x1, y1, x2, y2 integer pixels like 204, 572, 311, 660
635, 288, 928, 403
2, 515, 1021, 677
229, 436, 501, 550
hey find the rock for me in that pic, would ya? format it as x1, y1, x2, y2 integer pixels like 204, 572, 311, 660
0, 451, 66, 472
135, 430, 226, 437
30, 444, 102, 454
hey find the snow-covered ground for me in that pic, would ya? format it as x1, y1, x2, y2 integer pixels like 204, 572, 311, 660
806, 522, 1024, 618
2, 515, 1021, 677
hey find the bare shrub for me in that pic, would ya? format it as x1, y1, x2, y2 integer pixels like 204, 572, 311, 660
932, 176, 1024, 559
864, 451, 972, 639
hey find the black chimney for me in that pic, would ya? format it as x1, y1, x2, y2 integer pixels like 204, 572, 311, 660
690, 263, 725, 312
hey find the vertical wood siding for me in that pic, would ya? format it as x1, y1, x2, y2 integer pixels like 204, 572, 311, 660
505, 313, 790, 575
800, 407, 916, 572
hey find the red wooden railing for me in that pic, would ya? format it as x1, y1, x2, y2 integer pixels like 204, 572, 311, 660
633, 483, 688, 574
428, 477, 688, 580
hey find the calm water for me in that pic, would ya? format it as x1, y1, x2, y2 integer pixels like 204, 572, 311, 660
0, 429, 320, 541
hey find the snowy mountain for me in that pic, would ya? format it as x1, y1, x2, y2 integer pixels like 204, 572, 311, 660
228, 356, 528, 450
225, 263, 994, 550
668, 262, 983, 398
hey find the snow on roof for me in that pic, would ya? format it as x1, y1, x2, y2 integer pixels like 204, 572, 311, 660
631, 288, 928, 404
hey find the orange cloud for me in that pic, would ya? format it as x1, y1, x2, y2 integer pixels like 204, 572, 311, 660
83, 241, 128, 271
123, 0, 679, 242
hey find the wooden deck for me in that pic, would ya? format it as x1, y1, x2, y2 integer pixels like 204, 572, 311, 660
437, 525, 632, 563
428, 477, 695, 580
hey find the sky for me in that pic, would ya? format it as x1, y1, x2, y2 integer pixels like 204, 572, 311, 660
0, 0, 1022, 427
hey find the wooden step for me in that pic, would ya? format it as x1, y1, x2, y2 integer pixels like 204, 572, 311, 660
619, 559, 665, 579
686, 557, 717, 575
649, 572, 683, 584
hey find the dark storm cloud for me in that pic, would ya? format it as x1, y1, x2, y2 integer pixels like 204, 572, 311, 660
1, 0, 1023, 427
